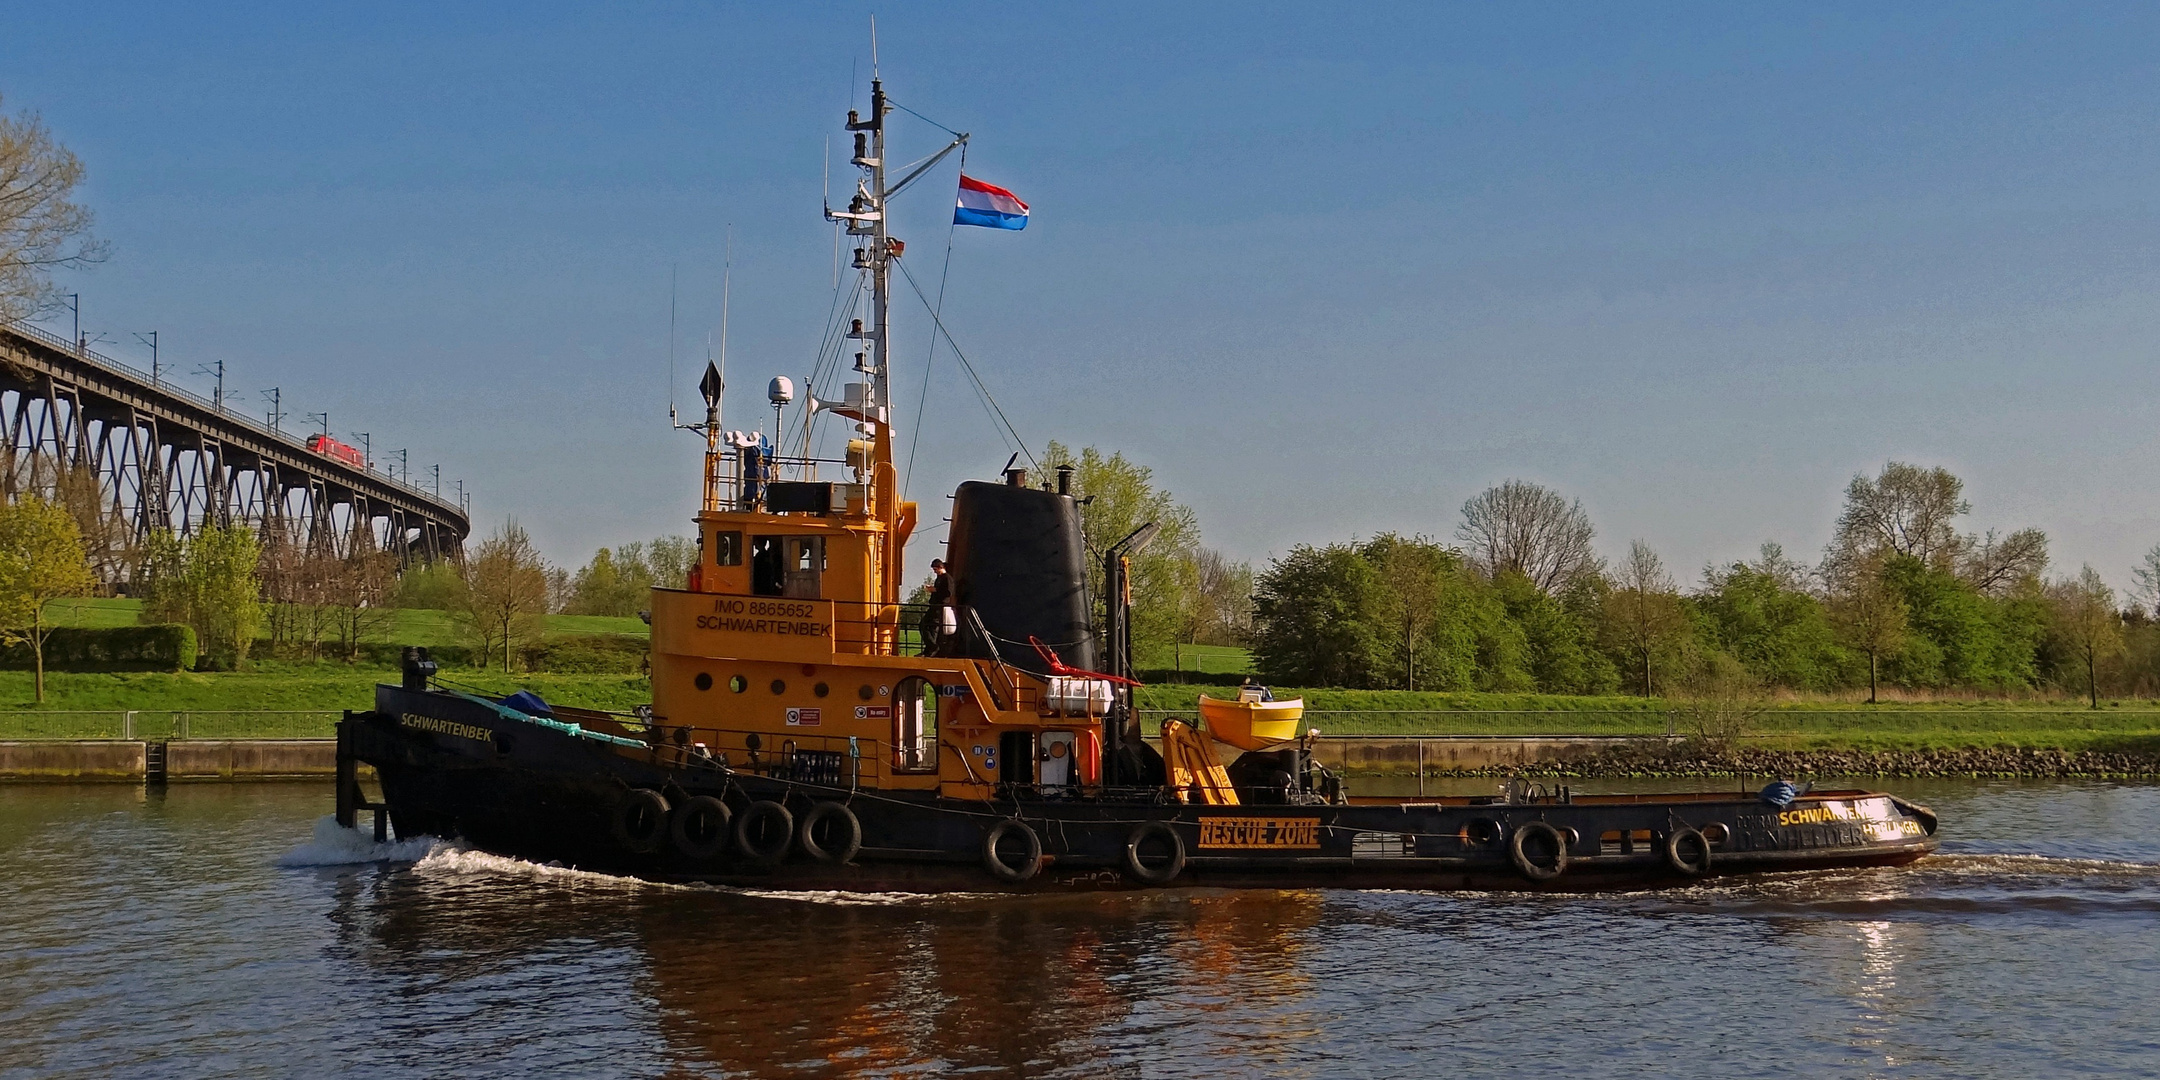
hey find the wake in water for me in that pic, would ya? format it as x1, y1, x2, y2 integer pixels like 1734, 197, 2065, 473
277, 815, 441, 867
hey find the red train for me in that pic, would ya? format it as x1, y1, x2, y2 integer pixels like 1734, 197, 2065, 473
307, 434, 366, 468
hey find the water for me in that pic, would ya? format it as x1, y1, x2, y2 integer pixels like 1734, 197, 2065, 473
3, 780, 2157, 1078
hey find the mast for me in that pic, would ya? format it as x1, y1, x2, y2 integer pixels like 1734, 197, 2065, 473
842, 81, 892, 487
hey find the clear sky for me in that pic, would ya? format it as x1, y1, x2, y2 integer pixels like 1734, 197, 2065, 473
7, 3, 2160, 591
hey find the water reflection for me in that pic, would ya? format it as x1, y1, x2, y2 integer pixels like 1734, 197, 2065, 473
8, 782, 2160, 1078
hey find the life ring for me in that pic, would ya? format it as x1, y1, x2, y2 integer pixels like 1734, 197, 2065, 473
732, 800, 794, 865
1123, 821, 1187, 886
611, 788, 670, 853
1508, 821, 1569, 882
1665, 827, 1713, 876
799, 801, 863, 865
669, 795, 732, 861
981, 818, 1042, 883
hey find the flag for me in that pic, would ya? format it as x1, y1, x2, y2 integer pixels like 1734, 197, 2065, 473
954, 174, 1028, 230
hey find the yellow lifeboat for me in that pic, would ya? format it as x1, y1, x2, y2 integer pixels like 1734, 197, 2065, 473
1197, 694, 1305, 751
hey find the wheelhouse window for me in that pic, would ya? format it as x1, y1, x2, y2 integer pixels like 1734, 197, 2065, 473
713, 530, 743, 567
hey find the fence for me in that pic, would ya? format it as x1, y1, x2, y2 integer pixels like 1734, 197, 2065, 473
0, 711, 341, 740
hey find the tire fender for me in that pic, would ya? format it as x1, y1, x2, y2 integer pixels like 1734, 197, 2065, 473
1508, 821, 1568, 882
611, 788, 670, 853
732, 800, 795, 865
1122, 821, 1187, 886
981, 818, 1043, 883
669, 795, 732, 861
799, 801, 864, 865
1665, 826, 1713, 876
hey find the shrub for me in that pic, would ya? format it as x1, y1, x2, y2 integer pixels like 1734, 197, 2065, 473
0, 624, 196, 672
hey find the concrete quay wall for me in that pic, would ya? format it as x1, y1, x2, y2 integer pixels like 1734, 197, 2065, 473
0, 740, 347, 782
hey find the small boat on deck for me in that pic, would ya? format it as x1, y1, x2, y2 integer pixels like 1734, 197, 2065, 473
334, 73, 1939, 893
1196, 693, 1304, 751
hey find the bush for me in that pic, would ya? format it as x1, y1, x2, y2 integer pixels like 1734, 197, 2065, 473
0, 624, 196, 672
519, 634, 647, 674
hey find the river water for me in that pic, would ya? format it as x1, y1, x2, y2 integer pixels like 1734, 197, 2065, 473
2, 780, 2156, 1078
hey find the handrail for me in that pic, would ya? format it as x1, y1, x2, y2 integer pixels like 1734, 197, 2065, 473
2, 316, 464, 515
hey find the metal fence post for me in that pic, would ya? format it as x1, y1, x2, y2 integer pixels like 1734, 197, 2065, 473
123, 711, 136, 740
176, 712, 188, 740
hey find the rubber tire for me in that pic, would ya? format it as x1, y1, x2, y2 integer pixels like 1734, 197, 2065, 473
1508, 821, 1569, 882
611, 788, 670, 853
799, 801, 863, 865
669, 795, 732, 861
981, 818, 1042, 883
1665, 826, 1713, 876
1122, 821, 1187, 886
733, 800, 795, 865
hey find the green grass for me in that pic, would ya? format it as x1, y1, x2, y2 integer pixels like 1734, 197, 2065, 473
41, 597, 649, 645
1131, 682, 2160, 752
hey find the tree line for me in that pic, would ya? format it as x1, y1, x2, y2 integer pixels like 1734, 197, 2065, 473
1242, 464, 2159, 705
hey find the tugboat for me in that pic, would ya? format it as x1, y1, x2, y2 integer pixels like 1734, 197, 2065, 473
335, 78, 1940, 891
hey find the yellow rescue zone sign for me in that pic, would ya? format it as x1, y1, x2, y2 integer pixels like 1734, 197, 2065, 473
1198, 816, 1322, 850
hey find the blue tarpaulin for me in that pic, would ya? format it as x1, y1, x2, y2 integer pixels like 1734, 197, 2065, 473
500, 690, 553, 717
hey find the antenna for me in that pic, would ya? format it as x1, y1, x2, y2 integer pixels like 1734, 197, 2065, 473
870, 14, 879, 77
720, 225, 732, 430
667, 263, 679, 425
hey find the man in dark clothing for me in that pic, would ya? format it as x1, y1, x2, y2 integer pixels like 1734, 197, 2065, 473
918, 560, 952, 651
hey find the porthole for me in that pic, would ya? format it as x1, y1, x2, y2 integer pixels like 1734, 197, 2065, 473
858, 684, 875, 700
770, 679, 787, 695
814, 682, 830, 698
694, 672, 713, 691
729, 675, 748, 693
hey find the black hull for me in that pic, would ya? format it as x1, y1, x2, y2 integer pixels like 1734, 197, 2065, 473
343, 692, 1939, 894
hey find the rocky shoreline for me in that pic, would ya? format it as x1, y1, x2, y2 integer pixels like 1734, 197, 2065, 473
1428, 744, 2160, 780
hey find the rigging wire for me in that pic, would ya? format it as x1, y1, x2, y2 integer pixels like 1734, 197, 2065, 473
893, 255, 1037, 470
889, 99, 964, 138
903, 142, 965, 499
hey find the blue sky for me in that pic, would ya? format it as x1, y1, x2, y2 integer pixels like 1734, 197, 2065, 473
8, 3, 2160, 590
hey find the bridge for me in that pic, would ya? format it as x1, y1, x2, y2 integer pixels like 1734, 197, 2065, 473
0, 317, 469, 578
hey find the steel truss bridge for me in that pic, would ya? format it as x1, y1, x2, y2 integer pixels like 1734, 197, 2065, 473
0, 318, 468, 580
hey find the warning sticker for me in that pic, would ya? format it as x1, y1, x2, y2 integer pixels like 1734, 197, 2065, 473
786, 708, 821, 727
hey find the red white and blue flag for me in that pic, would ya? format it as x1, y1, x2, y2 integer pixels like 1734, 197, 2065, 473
954, 174, 1028, 230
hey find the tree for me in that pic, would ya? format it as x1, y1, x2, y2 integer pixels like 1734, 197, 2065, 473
324, 543, 399, 662
459, 520, 550, 672
0, 97, 108, 320
1696, 544, 1843, 692
1188, 547, 1253, 646
1456, 479, 1598, 595
2131, 543, 2160, 615
0, 496, 94, 700
1961, 528, 2050, 596
1251, 543, 1386, 688
1834, 462, 1968, 567
1367, 534, 1449, 690
1600, 540, 1688, 696
138, 525, 261, 669
1825, 547, 1908, 703
2046, 565, 2123, 710
1041, 443, 1201, 651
